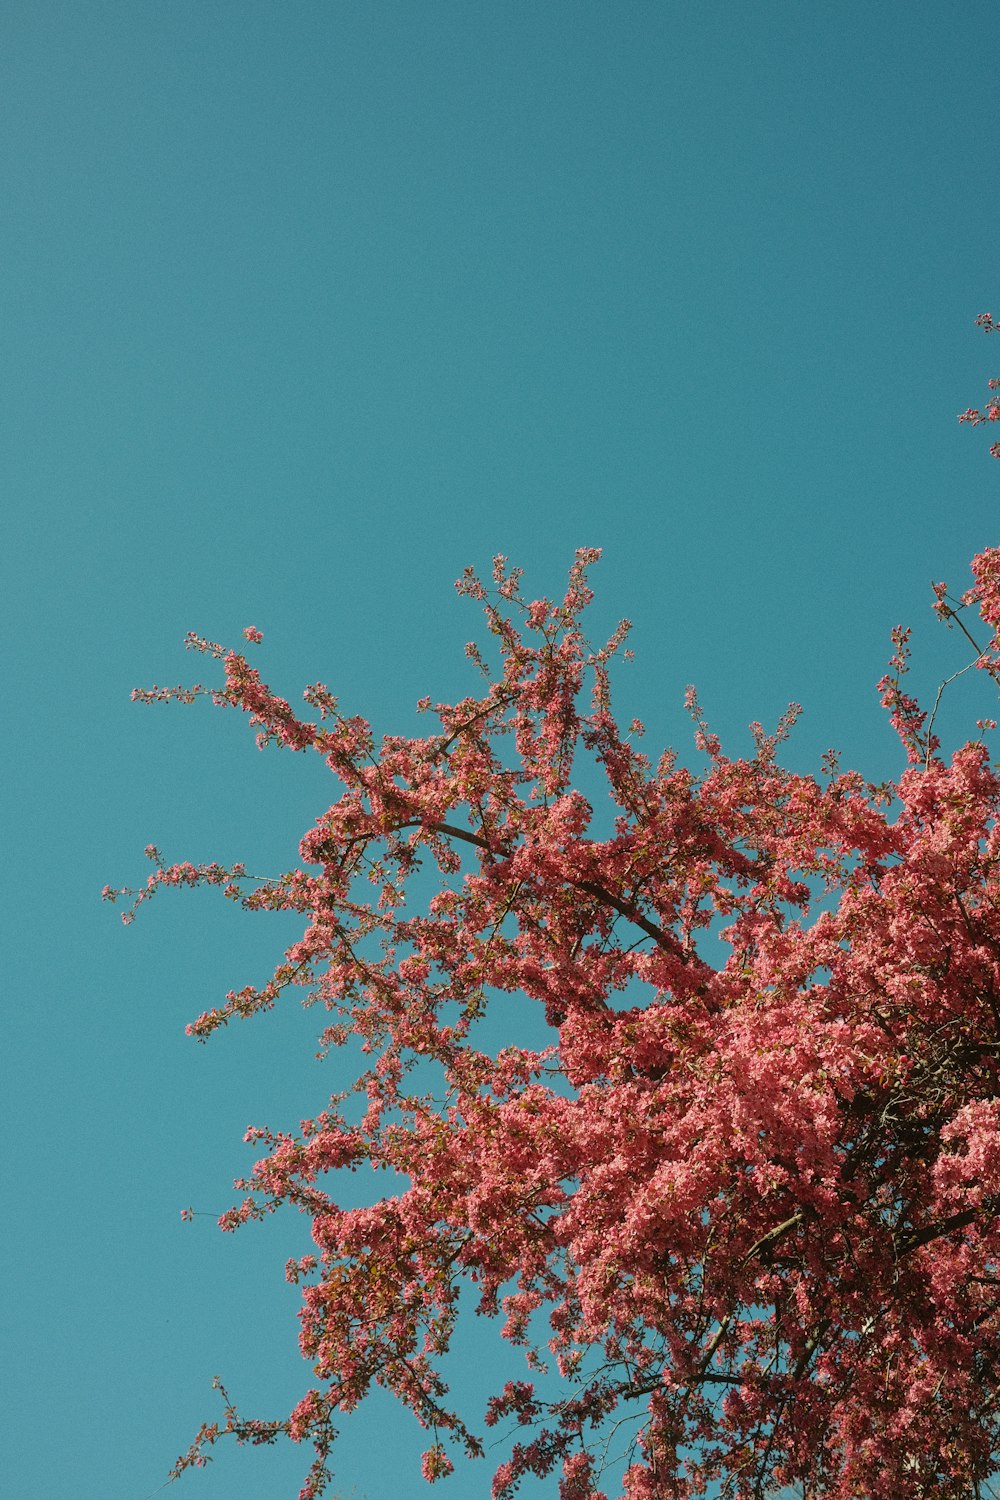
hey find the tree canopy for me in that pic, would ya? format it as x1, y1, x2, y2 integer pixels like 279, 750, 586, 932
109, 331, 1000, 1500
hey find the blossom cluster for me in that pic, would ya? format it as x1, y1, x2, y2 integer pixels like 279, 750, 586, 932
957, 312, 1000, 456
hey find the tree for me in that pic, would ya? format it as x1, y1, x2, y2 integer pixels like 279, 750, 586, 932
109, 327, 1000, 1500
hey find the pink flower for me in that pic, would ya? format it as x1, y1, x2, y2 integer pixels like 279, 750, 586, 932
420, 1445, 453, 1482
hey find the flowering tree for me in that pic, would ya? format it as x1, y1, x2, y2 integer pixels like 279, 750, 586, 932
109, 330, 1000, 1500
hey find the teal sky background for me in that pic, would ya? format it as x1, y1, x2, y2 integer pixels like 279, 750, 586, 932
3, 5, 999, 1498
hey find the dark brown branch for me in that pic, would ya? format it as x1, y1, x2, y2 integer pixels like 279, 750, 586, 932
740, 1213, 805, 1267
572, 878, 675, 952
386, 820, 679, 952
897, 1203, 989, 1257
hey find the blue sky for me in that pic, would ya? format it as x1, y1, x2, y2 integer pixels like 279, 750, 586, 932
3, 4, 998, 1498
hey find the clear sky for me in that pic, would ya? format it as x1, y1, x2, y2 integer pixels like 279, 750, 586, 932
3, 4, 998, 1498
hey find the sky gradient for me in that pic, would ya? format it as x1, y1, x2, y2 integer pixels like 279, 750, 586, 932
3, 5, 999, 1498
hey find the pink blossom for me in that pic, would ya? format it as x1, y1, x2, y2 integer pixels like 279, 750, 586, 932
112, 400, 1000, 1497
